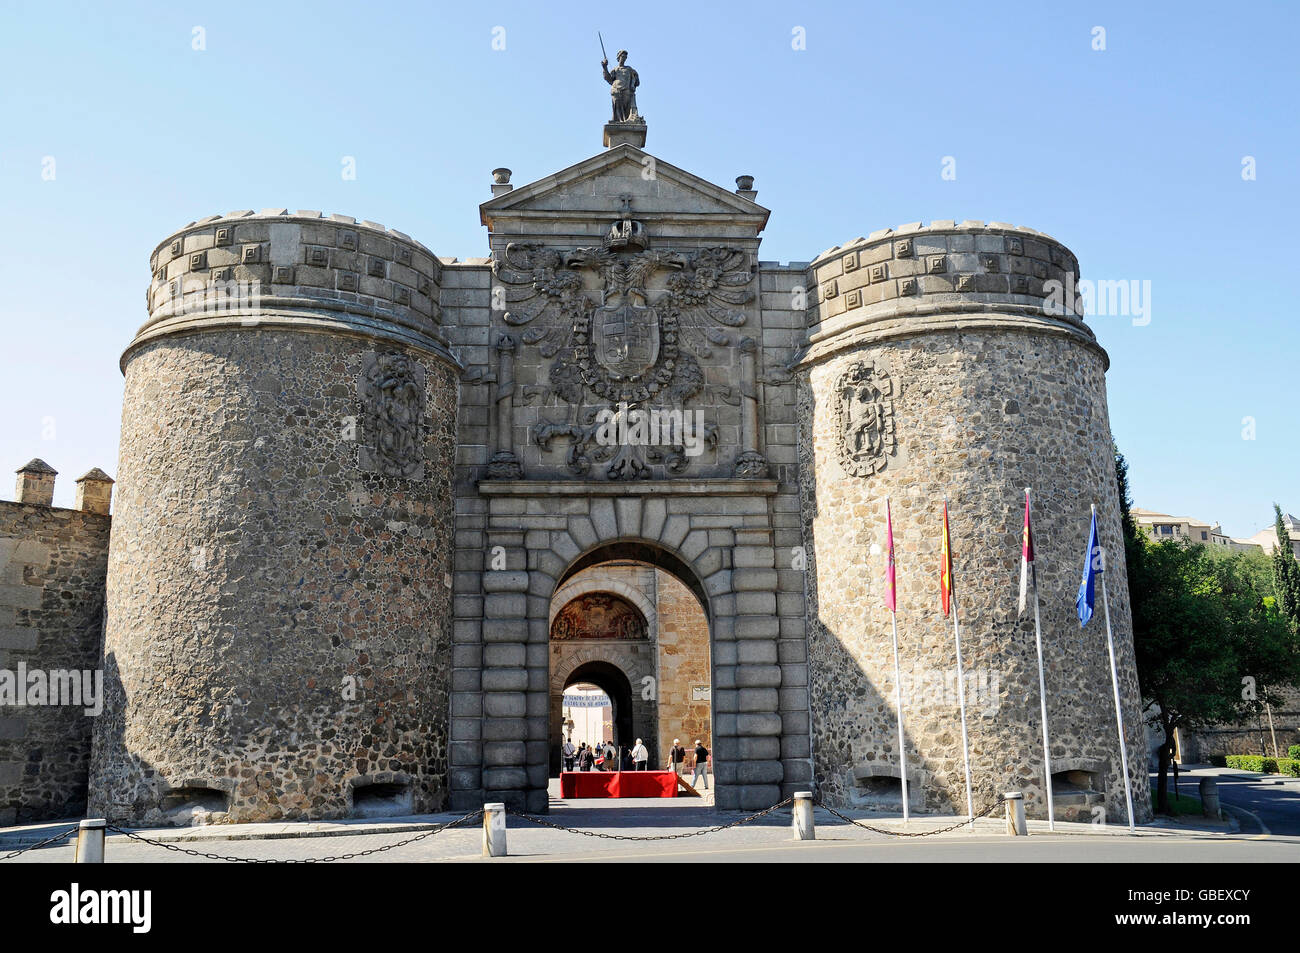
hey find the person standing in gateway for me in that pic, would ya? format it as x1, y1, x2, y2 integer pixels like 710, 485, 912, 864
692, 740, 709, 791
630, 738, 648, 771
668, 738, 686, 775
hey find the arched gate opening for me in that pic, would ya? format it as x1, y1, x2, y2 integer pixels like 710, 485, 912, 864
548, 547, 712, 796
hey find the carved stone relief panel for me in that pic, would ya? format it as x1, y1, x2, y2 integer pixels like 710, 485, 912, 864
834, 359, 897, 477
359, 350, 426, 480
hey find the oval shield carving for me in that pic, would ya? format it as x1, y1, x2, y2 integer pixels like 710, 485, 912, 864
835, 360, 896, 477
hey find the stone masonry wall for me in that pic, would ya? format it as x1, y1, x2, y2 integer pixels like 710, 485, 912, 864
0, 501, 110, 824
1179, 686, 1300, 763
655, 569, 711, 767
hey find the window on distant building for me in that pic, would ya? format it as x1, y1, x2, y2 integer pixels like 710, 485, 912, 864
1159, 525, 1174, 535
1201, 531, 1207, 540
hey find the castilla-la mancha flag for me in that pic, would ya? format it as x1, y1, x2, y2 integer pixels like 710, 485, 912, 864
940, 502, 954, 616
885, 498, 897, 613
1018, 491, 1036, 615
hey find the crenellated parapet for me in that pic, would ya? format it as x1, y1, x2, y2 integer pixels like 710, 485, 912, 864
804, 221, 1099, 368
134, 210, 452, 365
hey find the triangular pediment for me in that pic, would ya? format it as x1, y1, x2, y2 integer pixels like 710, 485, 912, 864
480, 143, 769, 233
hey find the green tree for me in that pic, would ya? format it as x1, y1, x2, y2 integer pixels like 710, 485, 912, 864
1115, 446, 1300, 814
1272, 503, 1300, 632
1132, 542, 1298, 812
1207, 546, 1275, 603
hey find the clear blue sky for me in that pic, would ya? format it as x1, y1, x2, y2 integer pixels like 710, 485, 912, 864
1, 1, 1295, 538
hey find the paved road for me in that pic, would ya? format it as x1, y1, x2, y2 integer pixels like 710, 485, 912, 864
1151, 767, 1300, 835
6, 776, 1300, 864
7, 829, 1298, 863
5, 799, 1298, 863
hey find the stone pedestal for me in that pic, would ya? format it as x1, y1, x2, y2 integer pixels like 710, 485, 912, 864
603, 122, 647, 148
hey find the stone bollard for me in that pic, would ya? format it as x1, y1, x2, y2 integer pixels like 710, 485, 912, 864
793, 791, 815, 840
482, 803, 507, 857
75, 818, 106, 863
1199, 778, 1221, 821
1004, 792, 1027, 836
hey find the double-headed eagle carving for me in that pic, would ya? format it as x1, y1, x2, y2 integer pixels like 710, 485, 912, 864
488, 236, 756, 477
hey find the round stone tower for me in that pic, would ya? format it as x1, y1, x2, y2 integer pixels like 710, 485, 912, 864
799, 221, 1152, 823
90, 211, 459, 824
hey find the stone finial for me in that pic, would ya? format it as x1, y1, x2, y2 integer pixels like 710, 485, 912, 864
735, 175, 758, 201
491, 168, 514, 197
75, 468, 115, 515
15, 458, 57, 506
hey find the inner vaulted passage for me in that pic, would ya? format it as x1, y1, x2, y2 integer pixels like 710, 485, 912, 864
548, 559, 712, 775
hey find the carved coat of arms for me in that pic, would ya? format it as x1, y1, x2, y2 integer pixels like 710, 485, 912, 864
358, 351, 426, 480
595, 299, 659, 379
489, 216, 757, 478
835, 360, 896, 477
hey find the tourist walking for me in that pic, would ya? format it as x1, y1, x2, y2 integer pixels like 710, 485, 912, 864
578, 743, 594, 771
562, 739, 576, 772
692, 740, 709, 790
631, 738, 648, 770
668, 738, 686, 775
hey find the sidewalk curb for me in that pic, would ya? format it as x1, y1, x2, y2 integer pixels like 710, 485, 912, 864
1220, 802, 1270, 836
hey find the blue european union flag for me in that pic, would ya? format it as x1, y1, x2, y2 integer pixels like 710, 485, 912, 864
1076, 510, 1103, 627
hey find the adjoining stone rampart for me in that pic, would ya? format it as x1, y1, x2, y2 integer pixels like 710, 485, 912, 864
0, 473, 112, 824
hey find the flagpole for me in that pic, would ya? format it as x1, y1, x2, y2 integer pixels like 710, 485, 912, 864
1027, 487, 1055, 832
946, 499, 975, 822
891, 610, 909, 823
1096, 503, 1136, 832
952, 586, 975, 823
886, 496, 909, 822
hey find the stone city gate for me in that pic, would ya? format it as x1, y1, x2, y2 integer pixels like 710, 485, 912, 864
76, 72, 1149, 826
448, 482, 803, 813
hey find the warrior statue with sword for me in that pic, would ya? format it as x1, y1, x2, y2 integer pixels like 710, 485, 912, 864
600, 34, 641, 124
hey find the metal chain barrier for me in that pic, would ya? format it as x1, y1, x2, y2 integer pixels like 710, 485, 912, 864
0, 825, 80, 860
99, 809, 484, 864
814, 793, 1006, 837
5, 794, 1010, 861
514, 793, 1004, 842
509, 796, 796, 840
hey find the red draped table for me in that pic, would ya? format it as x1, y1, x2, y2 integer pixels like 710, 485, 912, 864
560, 771, 679, 798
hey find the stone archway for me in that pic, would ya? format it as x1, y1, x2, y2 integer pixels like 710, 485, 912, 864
462, 483, 797, 813
549, 588, 656, 774
547, 558, 715, 781
558, 660, 635, 764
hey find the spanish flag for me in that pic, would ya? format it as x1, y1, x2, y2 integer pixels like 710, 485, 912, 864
940, 501, 955, 616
